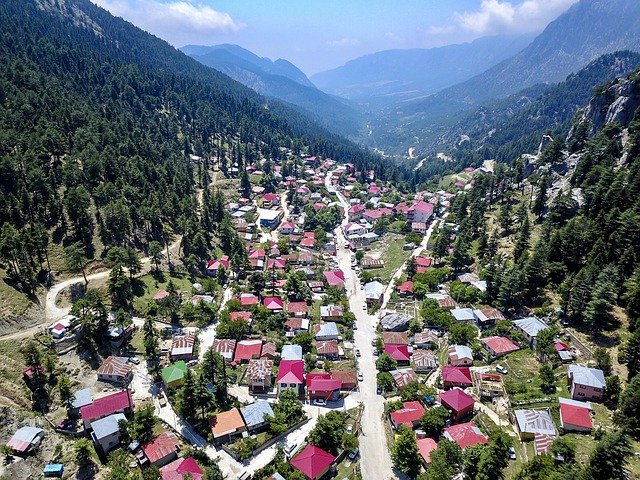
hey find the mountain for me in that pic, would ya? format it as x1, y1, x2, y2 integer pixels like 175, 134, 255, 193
310, 34, 534, 108
405, 0, 640, 123
182, 44, 363, 137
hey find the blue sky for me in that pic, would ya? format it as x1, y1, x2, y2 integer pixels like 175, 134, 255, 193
91, 0, 579, 74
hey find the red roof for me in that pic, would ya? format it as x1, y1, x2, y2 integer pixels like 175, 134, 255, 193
263, 193, 279, 202
439, 388, 475, 414
287, 302, 309, 315
415, 257, 432, 267
306, 373, 332, 382
239, 294, 259, 306
160, 457, 203, 480
397, 281, 413, 294
248, 249, 266, 259
323, 269, 345, 287
230, 311, 252, 323
142, 432, 179, 464
80, 390, 133, 423
441, 367, 473, 386
233, 340, 263, 362
554, 341, 571, 351
389, 401, 425, 428
263, 296, 284, 310
443, 422, 488, 449
482, 336, 519, 355
291, 445, 336, 480
412, 201, 434, 215
559, 401, 592, 430
277, 360, 304, 384
300, 237, 316, 247
307, 378, 342, 392
267, 258, 286, 269
417, 437, 438, 464
384, 344, 410, 362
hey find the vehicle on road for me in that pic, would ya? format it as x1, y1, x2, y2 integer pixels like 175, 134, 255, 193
362, 304, 367, 310
352, 323, 357, 330
496, 365, 508, 374
357, 372, 363, 381
355, 349, 361, 357
348, 448, 359, 460
312, 398, 327, 406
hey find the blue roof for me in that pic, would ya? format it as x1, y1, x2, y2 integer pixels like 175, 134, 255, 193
240, 401, 274, 428
91, 413, 126, 440
43, 464, 64, 474
71, 388, 92, 409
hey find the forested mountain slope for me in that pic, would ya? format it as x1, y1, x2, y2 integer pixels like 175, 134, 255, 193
0, 0, 387, 296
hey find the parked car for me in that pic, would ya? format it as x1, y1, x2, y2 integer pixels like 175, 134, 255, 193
362, 304, 367, 310
187, 359, 198, 367
128, 357, 140, 365
346, 425, 353, 434
508, 447, 517, 460
312, 398, 327, 406
495, 365, 508, 374
357, 372, 363, 381
355, 349, 361, 357
352, 323, 357, 330
348, 448, 360, 460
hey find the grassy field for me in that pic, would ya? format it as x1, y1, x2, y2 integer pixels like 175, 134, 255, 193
132, 271, 197, 313
0, 340, 31, 411
0, 272, 33, 317
372, 233, 412, 284
501, 349, 567, 403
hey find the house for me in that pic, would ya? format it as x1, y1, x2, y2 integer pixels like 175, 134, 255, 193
314, 322, 339, 340
6, 426, 45, 454
441, 367, 473, 389
239, 293, 260, 309
450, 308, 476, 323
211, 339, 236, 362
447, 345, 473, 366
210, 408, 247, 445
279, 221, 296, 235
90, 413, 126, 454
413, 350, 437, 373
70, 388, 93, 416
171, 334, 196, 361
300, 236, 316, 248
259, 209, 283, 229
437, 296, 458, 310
97, 356, 132, 384
414, 330, 439, 349
241, 401, 275, 433
330, 370, 357, 391
397, 281, 414, 296
281, 344, 303, 361
263, 296, 284, 312
567, 365, 605, 402
473, 308, 505, 328
348, 204, 365, 221
320, 305, 343, 322
439, 388, 475, 421
559, 397, 593, 432
414, 257, 432, 274
307, 378, 342, 401
555, 341, 575, 363
514, 409, 557, 441
285, 318, 310, 336
287, 302, 309, 317
160, 457, 203, 480
267, 258, 286, 272
384, 345, 411, 365
417, 437, 438, 466
161, 361, 188, 389
443, 422, 488, 449
383, 331, 409, 345
512, 317, 549, 346
316, 340, 340, 360
106, 324, 134, 348
205, 256, 230, 276
234, 340, 263, 364
323, 269, 345, 289
380, 312, 411, 332
476, 373, 504, 398
80, 390, 134, 430
261, 342, 277, 359
230, 311, 252, 324
364, 281, 385, 304
408, 201, 434, 224
389, 401, 425, 430
246, 359, 274, 393
290, 445, 336, 480
141, 432, 179, 467
482, 336, 519, 358
262, 192, 279, 207
308, 281, 324, 293
390, 368, 418, 390
277, 360, 305, 396
411, 222, 427, 234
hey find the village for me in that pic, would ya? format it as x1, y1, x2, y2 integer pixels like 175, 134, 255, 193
0, 153, 618, 480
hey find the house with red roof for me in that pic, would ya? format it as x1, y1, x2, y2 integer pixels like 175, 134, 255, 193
408, 201, 434, 224
330, 371, 357, 391
238, 293, 259, 309
323, 269, 345, 289
211, 339, 236, 362
160, 457, 203, 480
233, 340, 263, 364
482, 336, 520, 358
290, 445, 336, 480
263, 296, 284, 312
384, 344, 411, 365
277, 360, 305, 397
262, 192, 279, 207
390, 368, 418, 390
80, 390, 134, 429
559, 397, 592, 432
397, 281, 414, 296
279, 221, 296, 235
230, 311, 252, 324
348, 204, 365, 221
417, 437, 438, 466
411, 222, 427, 235
316, 340, 340, 360
287, 302, 309, 317
307, 378, 342, 401
209, 408, 247, 445
300, 236, 316, 248
414, 256, 433, 274
267, 258, 286, 272
441, 366, 473, 389
443, 422, 488, 449
97, 356, 132, 384
140, 432, 179, 467
205, 256, 230, 276
439, 388, 475, 421
383, 331, 409, 345
389, 401, 425, 430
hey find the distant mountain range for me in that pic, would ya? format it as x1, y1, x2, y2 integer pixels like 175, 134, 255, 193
310, 34, 534, 108
182, 44, 363, 137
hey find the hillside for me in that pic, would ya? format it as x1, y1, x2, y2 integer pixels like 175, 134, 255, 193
182, 44, 363, 137
310, 34, 533, 109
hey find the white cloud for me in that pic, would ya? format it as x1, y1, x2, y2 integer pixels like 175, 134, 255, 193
91, 0, 243, 36
453, 0, 579, 35
326, 38, 362, 48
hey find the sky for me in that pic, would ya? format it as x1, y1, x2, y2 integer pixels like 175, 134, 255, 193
90, 0, 580, 75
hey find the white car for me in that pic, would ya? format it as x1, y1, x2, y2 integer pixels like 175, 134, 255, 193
346, 425, 353, 434
312, 398, 327, 406
496, 365, 508, 374
357, 372, 364, 381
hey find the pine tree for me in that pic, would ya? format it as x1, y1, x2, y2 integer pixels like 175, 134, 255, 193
584, 264, 619, 329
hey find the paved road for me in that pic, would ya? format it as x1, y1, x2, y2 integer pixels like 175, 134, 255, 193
326, 169, 396, 480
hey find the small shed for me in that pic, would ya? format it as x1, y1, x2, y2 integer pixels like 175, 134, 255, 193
43, 464, 64, 478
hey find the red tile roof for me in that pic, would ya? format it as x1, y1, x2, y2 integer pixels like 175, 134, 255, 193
80, 390, 133, 423
323, 269, 345, 287
559, 401, 592, 430
233, 340, 263, 362
277, 360, 304, 384
439, 388, 475, 414
291, 445, 336, 480
287, 302, 309, 315
414, 257, 432, 267
300, 237, 316, 247
443, 422, 488, 449
397, 281, 413, 294
417, 437, 438, 464
412, 201, 434, 215
382, 331, 409, 345
317, 340, 339, 355
230, 311, 252, 323
482, 336, 520, 356
142, 432, 179, 464
384, 344, 410, 362
239, 294, 259, 307
160, 457, 203, 480
441, 367, 473, 386
330, 370, 357, 389
389, 401, 425, 428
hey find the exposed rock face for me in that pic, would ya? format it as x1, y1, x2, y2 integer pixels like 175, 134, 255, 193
579, 74, 640, 134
